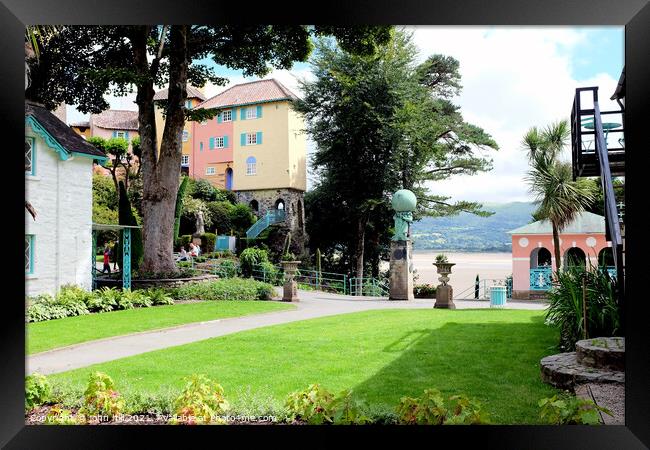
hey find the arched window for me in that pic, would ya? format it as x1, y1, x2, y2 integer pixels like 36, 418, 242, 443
598, 248, 615, 267
564, 247, 586, 269
297, 200, 304, 229
246, 157, 256, 176
530, 247, 552, 268
275, 199, 285, 210
225, 168, 233, 190
249, 199, 259, 212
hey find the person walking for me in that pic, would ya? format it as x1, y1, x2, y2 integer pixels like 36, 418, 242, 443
102, 245, 112, 274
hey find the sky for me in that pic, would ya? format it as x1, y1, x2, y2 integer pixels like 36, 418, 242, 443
67, 26, 624, 204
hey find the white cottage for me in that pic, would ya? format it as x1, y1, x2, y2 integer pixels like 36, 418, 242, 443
25, 101, 108, 296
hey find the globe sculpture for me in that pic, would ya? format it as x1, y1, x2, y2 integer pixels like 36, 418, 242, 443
391, 189, 417, 241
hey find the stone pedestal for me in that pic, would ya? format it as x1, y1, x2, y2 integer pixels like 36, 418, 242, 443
283, 280, 298, 302
389, 240, 414, 301
434, 285, 456, 309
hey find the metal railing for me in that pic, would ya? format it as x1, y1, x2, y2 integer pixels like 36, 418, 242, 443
246, 209, 286, 239
348, 277, 389, 297
453, 278, 512, 300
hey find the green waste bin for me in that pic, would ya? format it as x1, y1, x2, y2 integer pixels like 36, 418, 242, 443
490, 286, 507, 308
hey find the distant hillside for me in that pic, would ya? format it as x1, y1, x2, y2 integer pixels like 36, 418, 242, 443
411, 202, 536, 252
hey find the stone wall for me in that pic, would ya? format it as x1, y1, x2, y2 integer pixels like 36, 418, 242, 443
236, 188, 306, 235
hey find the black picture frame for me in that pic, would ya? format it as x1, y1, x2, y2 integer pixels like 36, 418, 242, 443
4, 0, 649, 447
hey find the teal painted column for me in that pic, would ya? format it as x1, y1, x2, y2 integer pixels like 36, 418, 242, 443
91, 230, 97, 290
122, 228, 131, 290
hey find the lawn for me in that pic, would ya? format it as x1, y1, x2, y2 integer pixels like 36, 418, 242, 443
28, 301, 295, 355
48, 309, 560, 424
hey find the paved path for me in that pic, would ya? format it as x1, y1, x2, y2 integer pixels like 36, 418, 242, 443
27, 289, 546, 375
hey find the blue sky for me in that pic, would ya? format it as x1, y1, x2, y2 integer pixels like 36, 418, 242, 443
67, 26, 624, 203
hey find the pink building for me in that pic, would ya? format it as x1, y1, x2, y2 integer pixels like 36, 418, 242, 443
191, 105, 235, 188
89, 109, 139, 149
508, 212, 615, 299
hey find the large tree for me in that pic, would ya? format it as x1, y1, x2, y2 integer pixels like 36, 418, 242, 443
522, 121, 595, 270
26, 25, 391, 273
295, 31, 498, 279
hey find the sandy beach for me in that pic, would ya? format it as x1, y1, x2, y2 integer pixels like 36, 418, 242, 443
382, 250, 512, 299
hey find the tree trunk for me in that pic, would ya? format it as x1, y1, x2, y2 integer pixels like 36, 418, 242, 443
134, 25, 189, 274
552, 221, 562, 272
355, 216, 367, 293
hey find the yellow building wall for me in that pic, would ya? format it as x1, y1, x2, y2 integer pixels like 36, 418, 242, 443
201, 162, 231, 189
154, 97, 201, 158
233, 101, 306, 192
71, 126, 92, 139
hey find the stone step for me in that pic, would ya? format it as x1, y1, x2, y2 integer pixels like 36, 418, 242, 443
540, 352, 624, 390
576, 337, 624, 371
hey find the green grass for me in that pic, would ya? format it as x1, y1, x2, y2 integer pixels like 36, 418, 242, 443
48, 309, 560, 423
28, 301, 295, 354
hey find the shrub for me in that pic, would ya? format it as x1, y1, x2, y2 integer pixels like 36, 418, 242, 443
169, 374, 230, 425
57, 285, 91, 317
545, 264, 620, 351
124, 390, 177, 416
94, 287, 119, 312
206, 201, 234, 235
79, 372, 125, 419
178, 235, 192, 251
173, 278, 275, 301
145, 288, 174, 306
199, 233, 216, 254
44, 405, 79, 425
192, 179, 219, 202
239, 247, 270, 277
259, 261, 282, 285
27, 302, 52, 322
539, 393, 612, 425
25, 373, 51, 411
122, 289, 152, 308
284, 384, 371, 425
414, 284, 437, 298
396, 389, 487, 425
216, 259, 240, 278
229, 203, 255, 236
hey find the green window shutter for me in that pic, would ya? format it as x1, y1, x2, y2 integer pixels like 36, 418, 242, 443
256, 132, 262, 145
240, 108, 246, 120
217, 113, 222, 124
223, 135, 229, 148
209, 137, 215, 149
232, 108, 237, 120
125, 131, 129, 140
112, 131, 117, 138
241, 133, 246, 146
256, 105, 262, 118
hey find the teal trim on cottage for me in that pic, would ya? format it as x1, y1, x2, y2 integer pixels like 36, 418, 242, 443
26, 116, 72, 161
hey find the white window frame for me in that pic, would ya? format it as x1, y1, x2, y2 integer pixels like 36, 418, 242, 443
182, 130, 190, 142
115, 131, 127, 139
246, 160, 256, 176
222, 109, 232, 122
25, 235, 34, 274
246, 133, 257, 145
215, 137, 225, 148
181, 155, 190, 166
200, 119, 208, 126
25, 137, 34, 175
206, 167, 216, 175
246, 108, 257, 120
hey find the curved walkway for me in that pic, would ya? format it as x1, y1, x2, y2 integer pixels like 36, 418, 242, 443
27, 289, 546, 375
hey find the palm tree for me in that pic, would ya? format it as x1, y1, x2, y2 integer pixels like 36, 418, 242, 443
523, 120, 595, 271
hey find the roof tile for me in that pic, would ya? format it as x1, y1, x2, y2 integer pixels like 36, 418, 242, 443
195, 78, 298, 110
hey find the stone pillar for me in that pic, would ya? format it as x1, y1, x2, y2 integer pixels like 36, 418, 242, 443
282, 261, 300, 302
434, 285, 455, 309
389, 240, 414, 301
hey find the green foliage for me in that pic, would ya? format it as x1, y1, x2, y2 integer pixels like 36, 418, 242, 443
79, 372, 125, 419
281, 252, 297, 262
396, 389, 487, 425
172, 278, 275, 301
145, 288, 174, 306
117, 181, 143, 272
539, 393, 612, 425
435, 254, 448, 263
25, 373, 52, 411
169, 374, 230, 425
215, 259, 240, 278
192, 179, 219, 202
57, 284, 92, 317
298, 31, 497, 276
545, 265, 620, 351
284, 384, 372, 425
44, 405, 80, 425
259, 261, 282, 285
121, 289, 153, 308
229, 203, 255, 236
178, 235, 192, 251
413, 284, 437, 298
199, 232, 216, 254
239, 247, 270, 277
205, 201, 234, 235
93, 287, 120, 312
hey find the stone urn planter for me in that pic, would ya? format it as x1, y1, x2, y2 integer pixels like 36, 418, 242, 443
433, 262, 456, 309
281, 260, 301, 302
